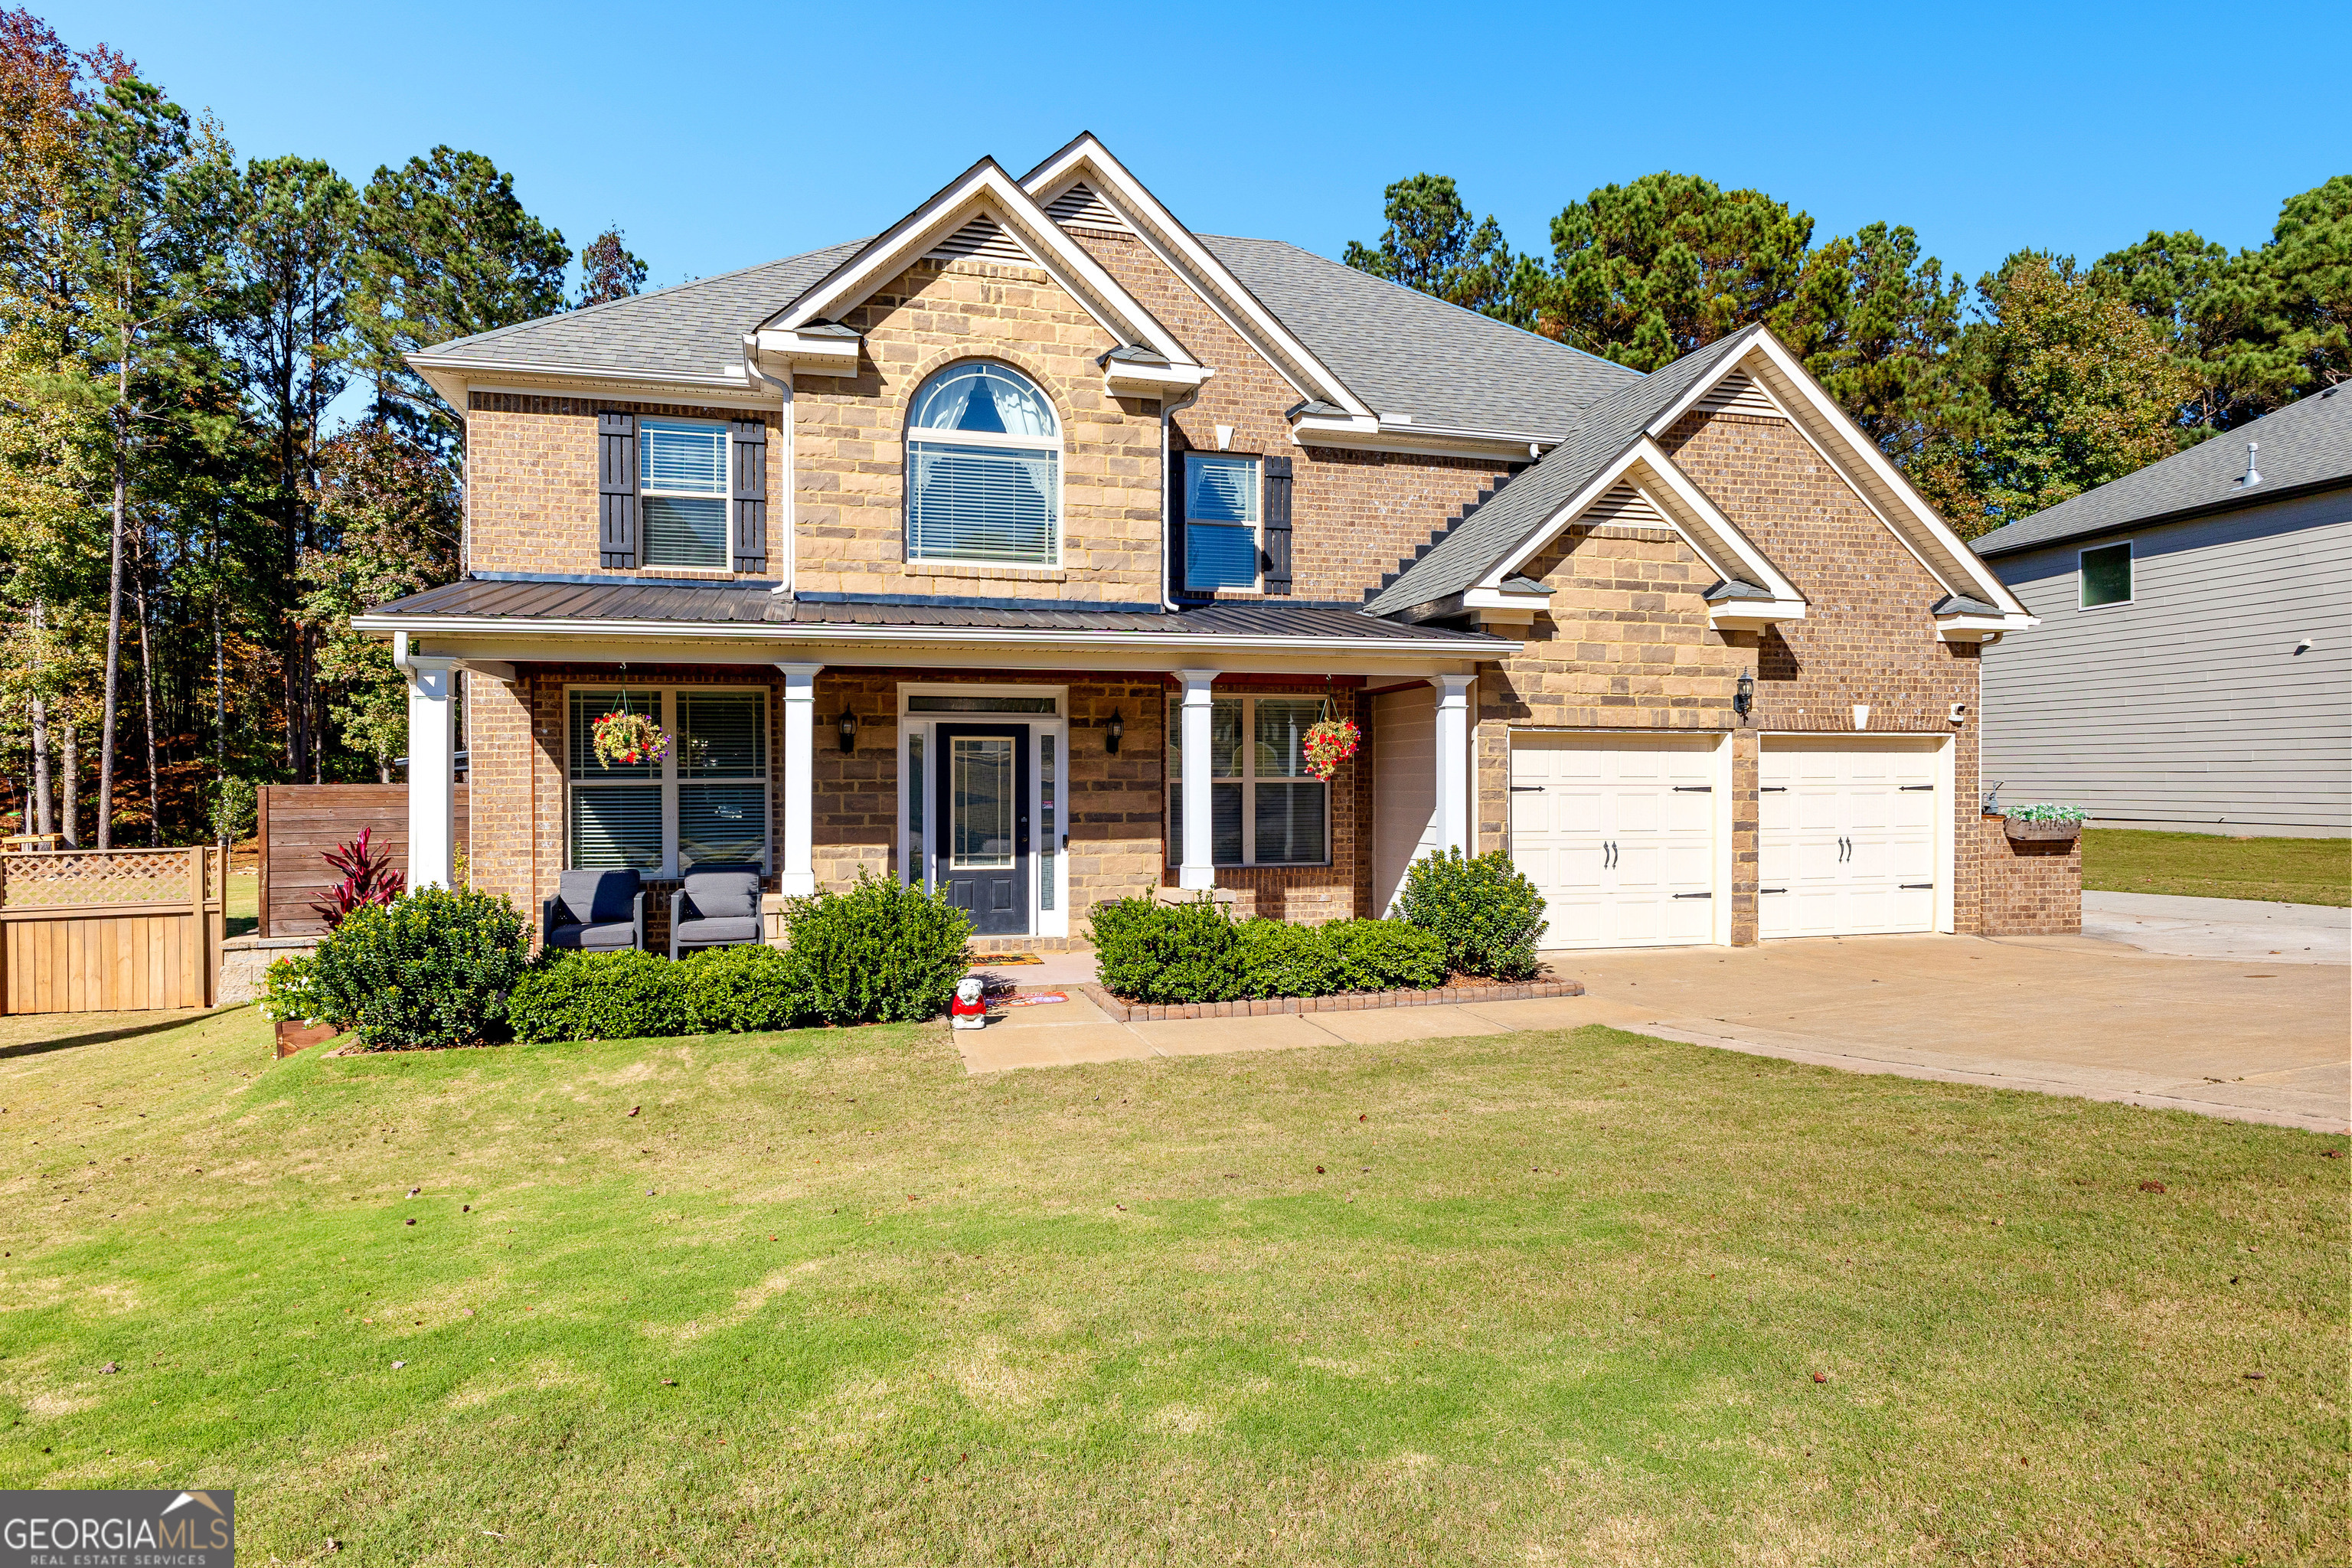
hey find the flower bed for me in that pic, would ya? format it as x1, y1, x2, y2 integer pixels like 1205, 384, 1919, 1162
1074, 975, 1583, 1024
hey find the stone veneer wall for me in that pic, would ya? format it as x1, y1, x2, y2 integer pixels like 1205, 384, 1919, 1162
465, 396, 782, 580
790, 258, 1164, 604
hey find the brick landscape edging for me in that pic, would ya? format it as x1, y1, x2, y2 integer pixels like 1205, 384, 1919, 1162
1071, 977, 1583, 1024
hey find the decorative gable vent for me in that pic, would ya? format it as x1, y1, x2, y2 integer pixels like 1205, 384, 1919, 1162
1043, 180, 1130, 232
1694, 368, 1782, 419
926, 214, 1038, 266
1579, 483, 1672, 534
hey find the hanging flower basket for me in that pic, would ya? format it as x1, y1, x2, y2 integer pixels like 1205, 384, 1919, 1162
1303, 717, 1361, 782
592, 709, 671, 769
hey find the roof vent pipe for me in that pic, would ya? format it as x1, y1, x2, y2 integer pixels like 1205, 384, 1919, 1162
2237, 441, 2261, 488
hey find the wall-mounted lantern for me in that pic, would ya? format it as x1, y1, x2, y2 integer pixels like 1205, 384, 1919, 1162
836, 710, 858, 754
1105, 707, 1125, 755
1733, 671, 1754, 719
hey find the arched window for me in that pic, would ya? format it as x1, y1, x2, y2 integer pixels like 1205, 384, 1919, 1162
905, 361, 1060, 565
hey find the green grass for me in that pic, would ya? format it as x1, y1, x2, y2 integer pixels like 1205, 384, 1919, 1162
224, 868, 257, 937
1, 1007, 2342, 1566
2082, 828, 2352, 906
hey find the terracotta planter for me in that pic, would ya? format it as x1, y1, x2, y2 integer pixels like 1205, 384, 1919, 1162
2003, 818, 2082, 843
274, 1018, 338, 1058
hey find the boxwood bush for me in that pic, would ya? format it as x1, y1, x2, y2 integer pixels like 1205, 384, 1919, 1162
303, 886, 532, 1048
785, 869, 971, 1024
1394, 847, 1547, 980
507, 949, 691, 1044
1089, 897, 1452, 1004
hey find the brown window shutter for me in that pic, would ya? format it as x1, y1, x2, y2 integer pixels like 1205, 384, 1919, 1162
597, 411, 638, 570
730, 420, 768, 573
1262, 454, 1294, 596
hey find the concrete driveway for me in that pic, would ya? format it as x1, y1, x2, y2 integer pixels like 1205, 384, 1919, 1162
960, 895, 2348, 1134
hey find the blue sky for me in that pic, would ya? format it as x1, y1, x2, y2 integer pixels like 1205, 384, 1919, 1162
40, 0, 2352, 302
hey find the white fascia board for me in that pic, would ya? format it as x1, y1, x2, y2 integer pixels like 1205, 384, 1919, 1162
1292, 414, 1547, 462
1934, 610, 2037, 643
411, 361, 786, 413
1462, 586, 1550, 612
764, 161, 1197, 372
1020, 136, 1374, 420
1104, 361, 1211, 400
752, 328, 861, 375
1721, 334, 2033, 618
1708, 599, 1808, 632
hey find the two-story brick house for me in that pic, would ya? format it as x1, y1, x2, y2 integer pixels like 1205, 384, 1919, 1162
358, 135, 2076, 953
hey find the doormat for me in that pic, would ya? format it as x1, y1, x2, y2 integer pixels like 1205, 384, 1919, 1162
967, 952, 1044, 965
995, 992, 1069, 1008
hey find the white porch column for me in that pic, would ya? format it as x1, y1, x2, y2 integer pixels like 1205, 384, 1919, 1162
1176, 668, 1218, 890
404, 653, 458, 890
775, 662, 822, 895
1432, 673, 1473, 858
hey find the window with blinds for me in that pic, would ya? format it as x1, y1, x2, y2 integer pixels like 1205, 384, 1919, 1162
639, 420, 730, 569
1185, 454, 1259, 590
567, 686, 771, 875
1166, 694, 1326, 867
905, 362, 1061, 565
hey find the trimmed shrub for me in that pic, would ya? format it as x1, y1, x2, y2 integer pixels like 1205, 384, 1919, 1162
1234, 917, 1343, 998
305, 886, 531, 1048
781, 869, 970, 1024
1322, 918, 1447, 991
679, 942, 812, 1034
1395, 847, 1547, 981
1089, 893, 1243, 1004
506, 949, 689, 1044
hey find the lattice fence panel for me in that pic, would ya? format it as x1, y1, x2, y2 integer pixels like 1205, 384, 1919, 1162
0, 850, 201, 908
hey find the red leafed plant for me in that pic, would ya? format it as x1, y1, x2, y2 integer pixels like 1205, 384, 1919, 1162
309, 828, 405, 929
1303, 718, 1361, 781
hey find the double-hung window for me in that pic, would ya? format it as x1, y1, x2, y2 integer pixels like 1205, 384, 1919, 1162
567, 687, 769, 875
1165, 695, 1327, 867
639, 420, 730, 569
1184, 453, 1259, 591
905, 362, 1062, 565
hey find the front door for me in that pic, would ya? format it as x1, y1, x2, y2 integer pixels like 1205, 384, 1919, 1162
934, 724, 1031, 936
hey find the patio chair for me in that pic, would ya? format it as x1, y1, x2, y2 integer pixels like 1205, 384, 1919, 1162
543, 868, 647, 952
670, 862, 766, 960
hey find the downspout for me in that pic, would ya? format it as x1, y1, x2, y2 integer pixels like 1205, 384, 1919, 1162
1159, 387, 1203, 612
743, 341, 795, 600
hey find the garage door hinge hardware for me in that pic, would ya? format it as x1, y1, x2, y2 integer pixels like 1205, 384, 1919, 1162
1900, 882, 1933, 890
1900, 784, 1935, 792
1673, 891, 1712, 899
1761, 887, 1788, 893
1672, 786, 1712, 792
1510, 785, 1542, 792
1761, 786, 1788, 792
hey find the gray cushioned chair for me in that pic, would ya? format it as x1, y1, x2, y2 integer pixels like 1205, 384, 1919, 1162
542, 868, 646, 952
670, 863, 765, 959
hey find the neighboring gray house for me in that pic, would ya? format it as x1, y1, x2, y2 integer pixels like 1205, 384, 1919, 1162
1972, 385, 2351, 838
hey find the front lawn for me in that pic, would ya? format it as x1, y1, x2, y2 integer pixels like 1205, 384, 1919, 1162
2082, 828, 2352, 906
1, 1006, 2341, 1565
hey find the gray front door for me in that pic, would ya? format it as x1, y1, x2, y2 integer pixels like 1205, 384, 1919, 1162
934, 724, 1030, 936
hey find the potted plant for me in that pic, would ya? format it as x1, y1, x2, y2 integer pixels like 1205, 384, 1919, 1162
1303, 717, 1361, 782
2003, 802, 2087, 842
593, 707, 671, 768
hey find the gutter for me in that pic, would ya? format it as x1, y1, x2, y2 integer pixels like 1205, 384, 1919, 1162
1158, 384, 1204, 610
1971, 472, 2352, 557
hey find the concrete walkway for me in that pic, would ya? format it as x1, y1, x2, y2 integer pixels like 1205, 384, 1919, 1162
957, 920, 2349, 1135
2083, 890, 2348, 965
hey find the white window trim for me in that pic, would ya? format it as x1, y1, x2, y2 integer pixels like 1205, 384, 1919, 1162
564, 683, 773, 879
1164, 693, 1331, 869
638, 417, 733, 572
2077, 538, 2135, 610
897, 683, 1070, 939
903, 364, 1065, 570
1183, 452, 1263, 594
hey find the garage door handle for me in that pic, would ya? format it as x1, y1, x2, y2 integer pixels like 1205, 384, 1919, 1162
1673, 785, 1712, 792
1673, 891, 1711, 899
1900, 882, 1934, 890
1900, 784, 1936, 792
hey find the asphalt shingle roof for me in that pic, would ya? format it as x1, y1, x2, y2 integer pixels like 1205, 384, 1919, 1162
361, 577, 1510, 645
1197, 234, 1639, 438
1364, 328, 1761, 615
413, 243, 867, 382
1971, 385, 2352, 557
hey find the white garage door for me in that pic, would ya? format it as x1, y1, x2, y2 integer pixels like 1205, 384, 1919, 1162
1511, 734, 1719, 949
1759, 740, 1941, 939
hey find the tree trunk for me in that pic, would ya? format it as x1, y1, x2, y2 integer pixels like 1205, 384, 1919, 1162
134, 547, 163, 847
29, 600, 51, 837
60, 720, 78, 849
214, 581, 227, 851
99, 415, 127, 851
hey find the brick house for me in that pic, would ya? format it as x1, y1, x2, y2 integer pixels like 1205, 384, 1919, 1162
358, 135, 2078, 952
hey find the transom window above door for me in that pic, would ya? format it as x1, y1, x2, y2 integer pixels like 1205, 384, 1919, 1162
905, 361, 1061, 566
639, 420, 731, 569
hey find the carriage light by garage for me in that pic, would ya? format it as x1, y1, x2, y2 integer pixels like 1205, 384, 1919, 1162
837, 710, 858, 753
1106, 708, 1123, 754
1733, 671, 1754, 719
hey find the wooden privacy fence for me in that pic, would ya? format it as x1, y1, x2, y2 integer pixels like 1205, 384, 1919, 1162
1, 848, 225, 1014
260, 784, 468, 937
